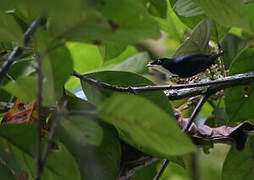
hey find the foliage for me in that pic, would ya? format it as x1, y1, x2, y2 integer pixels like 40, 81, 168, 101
1, 0, 254, 179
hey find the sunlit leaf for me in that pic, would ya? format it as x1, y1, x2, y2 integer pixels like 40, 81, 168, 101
99, 94, 196, 157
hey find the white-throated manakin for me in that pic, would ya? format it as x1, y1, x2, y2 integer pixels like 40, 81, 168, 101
146, 53, 224, 78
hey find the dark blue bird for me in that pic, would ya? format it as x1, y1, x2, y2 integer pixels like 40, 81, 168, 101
146, 53, 224, 78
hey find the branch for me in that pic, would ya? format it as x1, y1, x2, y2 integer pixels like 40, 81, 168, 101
154, 95, 209, 180
119, 156, 158, 180
73, 71, 254, 93
0, 16, 46, 87
153, 159, 169, 180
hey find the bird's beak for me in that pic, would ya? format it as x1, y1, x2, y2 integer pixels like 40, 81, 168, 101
146, 63, 153, 67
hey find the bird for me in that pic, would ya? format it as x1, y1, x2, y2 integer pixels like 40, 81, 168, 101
146, 53, 224, 78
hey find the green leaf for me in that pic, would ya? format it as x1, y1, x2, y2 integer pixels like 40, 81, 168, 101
222, 146, 254, 180
0, 10, 23, 45
191, 0, 251, 32
0, 124, 80, 180
100, 0, 161, 44
102, 46, 138, 68
99, 42, 127, 62
225, 48, 254, 125
99, 94, 195, 157
174, 0, 204, 17
173, 18, 212, 57
2, 76, 37, 102
80, 71, 173, 115
65, 42, 102, 90
113, 52, 149, 73
131, 162, 158, 180
56, 116, 121, 180
221, 34, 247, 69
144, 0, 168, 18
42, 45, 73, 105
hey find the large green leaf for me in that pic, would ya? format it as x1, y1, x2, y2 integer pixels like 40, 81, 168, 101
2, 76, 37, 102
100, 0, 161, 44
170, 0, 228, 41
99, 94, 196, 157
35, 30, 73, 105
80, 71, 173, 115
0, 10, 23, 45
113, 52, 149, 73
225, 48, 254, 125
56, 115, 121, 180
222, 146, 254, 180
191, 0, 251, 32
221, 34, 247, 69
0, 124, 80, 180
143, 0, 168, 18
99, 42, 127, 62
173, 18, 212, 57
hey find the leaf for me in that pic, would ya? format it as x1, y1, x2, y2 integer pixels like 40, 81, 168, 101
65, 42, 102, 90
144, 0, 168, 18
99, 42, 127, 62
225, 48, 254, 125
191, 0, 251, 32
2, 76, 37, 102
0, 10, 23, 45
80, 71, 173, 115
100, 0, 161, 44
222, 146, 254, 180
113, 52, 149, 73
173, 18, 212, 57
100, 94, 195, 157
221, 34, 247, 69
174, 0, 204, 17
56, 116, 121, 180
0, 124, 80, 180
42, 45, 73, 105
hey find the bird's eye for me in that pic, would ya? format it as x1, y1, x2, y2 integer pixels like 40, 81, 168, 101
157, 60, 162, 65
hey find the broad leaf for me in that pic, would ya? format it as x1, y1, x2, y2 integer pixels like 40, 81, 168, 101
0, 124, 80, 180
222, 146, 254, 180
191, 0, 251, 32
99, 42, 127, 62
221, 34, 247, 69
100, 0, 161, 44
225, 48, 254, 125
0, 163, 15, 180
2, 76, 37, 102
173, 18, 212, 57
0, 10, 23, 45
56, 115, 121, 180
80, 71, 173, 115
113, 52, 149, 73
99, 94, 195, 157
144, 0, 168, 18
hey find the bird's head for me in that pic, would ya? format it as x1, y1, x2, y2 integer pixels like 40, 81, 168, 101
146, 58, 174, 75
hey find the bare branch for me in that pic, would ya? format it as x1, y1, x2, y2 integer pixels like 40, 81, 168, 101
0, 16, 46, 87
73, 71, 254, 93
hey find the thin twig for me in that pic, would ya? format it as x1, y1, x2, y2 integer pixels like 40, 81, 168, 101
153, 159, 169, 180
155, 94, 209, 180
183, 94, 209, 132
41, 101, 67, 171
119, 157, 158, 180
0, 16, 46, 87
73, 71, 254, 93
